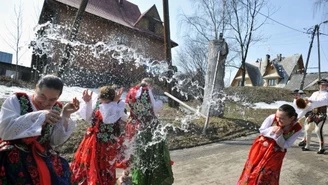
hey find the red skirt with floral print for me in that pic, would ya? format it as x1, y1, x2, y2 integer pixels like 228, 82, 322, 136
237, 135, 286, 185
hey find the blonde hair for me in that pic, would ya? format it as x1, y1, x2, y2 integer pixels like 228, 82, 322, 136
98, 86, 115, 101
140, 78, 154, 86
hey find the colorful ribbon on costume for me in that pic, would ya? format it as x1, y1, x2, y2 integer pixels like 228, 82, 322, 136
22, 137, 51, 185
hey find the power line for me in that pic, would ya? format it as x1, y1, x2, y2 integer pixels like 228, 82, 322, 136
321, 45, 328, 62
320, 32, 328, 36
237, 0, 307, 34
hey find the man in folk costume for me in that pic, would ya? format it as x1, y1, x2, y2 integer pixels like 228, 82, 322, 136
300, 79, 328, 154
291, 89, 307, 147
120, 78, 174, 185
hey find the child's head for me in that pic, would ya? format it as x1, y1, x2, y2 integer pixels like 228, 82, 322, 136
140, 77, 154, 87
98, 86, 115, 104
276, 104, 297, 127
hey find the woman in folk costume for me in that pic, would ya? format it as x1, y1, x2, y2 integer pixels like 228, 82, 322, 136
120, 78, 174, 185
70, 86, 126, 185
237, 104, 302, 185
0, 75, 79, 185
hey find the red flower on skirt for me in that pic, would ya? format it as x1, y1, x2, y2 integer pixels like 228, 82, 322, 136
51, 156, 64, 176
0, 166, 5, 177
26, 155, 33, 163
18, 171, 24, 177
8, 149, 20, 164
27, 166, 39, 178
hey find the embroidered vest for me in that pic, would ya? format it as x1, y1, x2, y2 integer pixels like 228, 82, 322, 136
15, 92, 62, 148
89, 101, 121, 143
126, 85, 157, 129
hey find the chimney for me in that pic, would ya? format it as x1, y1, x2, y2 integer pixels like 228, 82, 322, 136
277, 53, 282, 61
266, 54, 270, 66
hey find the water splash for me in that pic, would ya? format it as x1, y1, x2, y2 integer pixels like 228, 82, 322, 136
26, 20, 260, 172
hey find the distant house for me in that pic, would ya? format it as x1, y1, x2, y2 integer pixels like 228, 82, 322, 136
230, 54, 304, 87
0, 51, 32, 81
32, 0, 178, 87
285, 72, 328, 94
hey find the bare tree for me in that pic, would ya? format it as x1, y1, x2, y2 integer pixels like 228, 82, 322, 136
314, 0, 328, 19
1, 3, 24, 80
228, 0, 269, 86
177, 0, 234, 88
176, 39, 207, 83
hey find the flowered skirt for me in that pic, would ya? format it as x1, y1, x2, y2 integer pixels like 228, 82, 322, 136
70, 131, 119, 185
237, 135, 286, 185
0, 146, 71, 185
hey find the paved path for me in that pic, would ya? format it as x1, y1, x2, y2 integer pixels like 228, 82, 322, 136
118, 125, 328, 185
171, 129, 328, 185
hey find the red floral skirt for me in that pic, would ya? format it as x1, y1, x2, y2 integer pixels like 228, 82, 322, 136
0, 146, 71, 185
237, 136, 286, 185
70, 132, 118, 185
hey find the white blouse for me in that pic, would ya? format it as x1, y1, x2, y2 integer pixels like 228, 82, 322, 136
0, 94, 76, 147
259, 114, 302, 149
297, 90, 328, 116
78, 98, 126, 124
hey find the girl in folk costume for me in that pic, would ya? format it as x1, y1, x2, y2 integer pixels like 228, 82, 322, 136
237, 104, 302, 185
120, 78, 174, 185
70, 86, 127, 185
0, 75, 79, 185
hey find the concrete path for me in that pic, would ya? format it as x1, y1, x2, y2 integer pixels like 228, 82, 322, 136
117, 125, 328, 185
171, 129, 328, 185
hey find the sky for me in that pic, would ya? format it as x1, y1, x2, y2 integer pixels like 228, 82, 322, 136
0, 0, 327, 83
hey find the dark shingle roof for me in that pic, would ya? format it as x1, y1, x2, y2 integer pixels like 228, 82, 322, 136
285, 72, 328, 91
54, 0, 178, 47
278, 54, 302, 77
55, 0, 141, 28
245, 63, 263, 86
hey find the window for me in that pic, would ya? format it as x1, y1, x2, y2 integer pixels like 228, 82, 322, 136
148, 19, 156, 32
268, 79, 276, 86
238, 80, 242, 86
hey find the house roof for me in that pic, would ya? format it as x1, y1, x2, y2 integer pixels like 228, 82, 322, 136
231, 63, 264, 86
277, 54, 302, 77
251, 54, 302, 77
0, 51, 13, 64
247, 53, 302, 87
262, 72, 281, 79
245, 63, 261, 86
134, 5, 162, 26
262, 61, 288, 86
55, 0, 141, 28
53, 0, 178, 47
284, 72, 328, 91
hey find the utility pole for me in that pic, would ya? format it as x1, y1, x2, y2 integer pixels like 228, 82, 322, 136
300, 20, 328, 89
57, 0, 89, 77
163, 0, 178, 108
317, 25, 321, 80
300, 25, 318, 90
